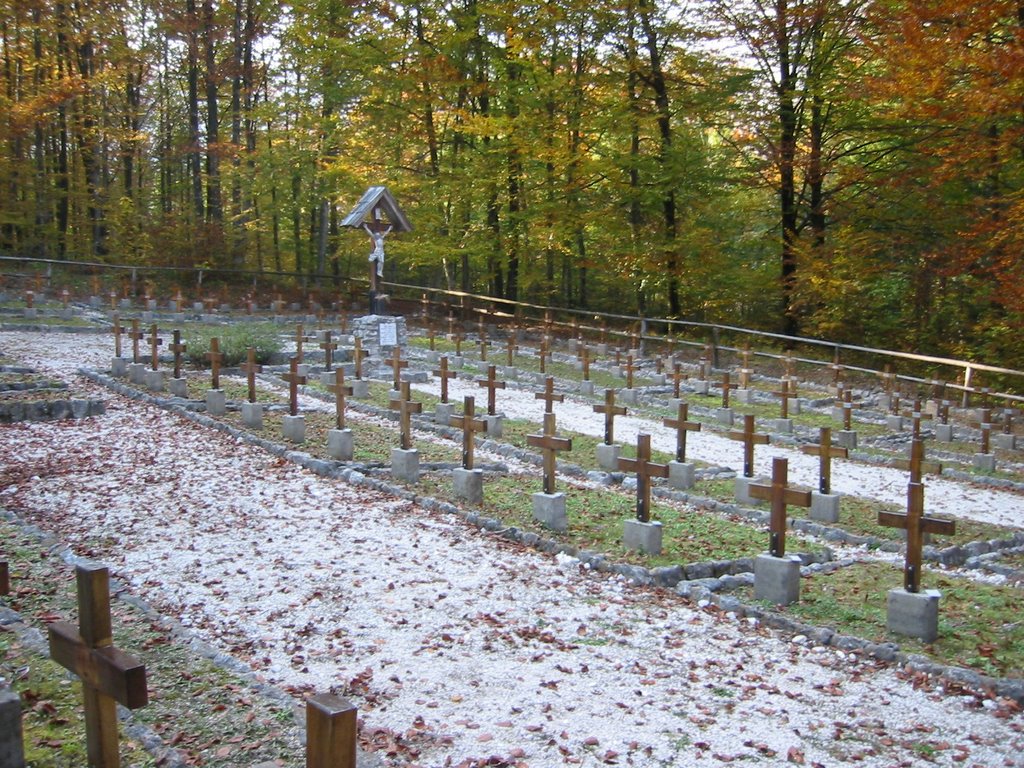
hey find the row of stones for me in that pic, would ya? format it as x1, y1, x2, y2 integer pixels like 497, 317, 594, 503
0, 398, 105, 423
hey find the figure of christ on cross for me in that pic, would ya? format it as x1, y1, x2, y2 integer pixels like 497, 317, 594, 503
239, 346, 262, 404
727, 414, 769, 478
535, 376, 564, 414
617, 433, 669, 523
281, 355, 307, 417
48, 563, 148, 768
148, 324, 163, 371
527, 412, 573, 495
878, 480, 955, 593
799, 426, 848, 495
433, 356, 457, 404
389, 381, 423, 451
593, 388, 627, 446
476, 365, 506, 416
325, 368, 352, 430
206, 337, 223, 390
663, 402, 701, 463
450, 395, 488, 470
748, 457, 812, 558
320, 330, 339, 371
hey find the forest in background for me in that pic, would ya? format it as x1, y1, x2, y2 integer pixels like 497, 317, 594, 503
1, 0, 1023, 366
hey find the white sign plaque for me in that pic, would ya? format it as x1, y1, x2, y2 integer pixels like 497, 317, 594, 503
380, 321, 398, 347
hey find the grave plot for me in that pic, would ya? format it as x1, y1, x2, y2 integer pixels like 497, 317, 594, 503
0, 363, 105, 423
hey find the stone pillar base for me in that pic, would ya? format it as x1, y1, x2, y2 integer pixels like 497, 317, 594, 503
667, 461, 696, 490
787, 397, 801, 415
596, 443, 621, 471
619, 388, 638, 405
809, 491, 841, 523
836, 430, 857, 450
994, 434, 1017, 451
754, 553, 801, 606
168, 377, 189, 399
878, 394, 892, 412
449, 356, 465, 370
453, 467, 484, 505
391, 448, 420, 483
23, 307, 37, 319
886, 415, 905, 431
934, 423, 953, 443
650, 373, 666, 386
735, 475, 768, 506
532, 492, 567, 532
715, 407, 734, 426
579, 380, 594, 396
327, 428, 353, 460
733, 388, 754, 404
887, 588, 940, 643
484, 414, 503, 438
283, 414, 305, 444
691, 380, 710, 395
351, 379, 370, 398
499, 366, 518, 380
0, 687, 26, 768
623, 519, 663, 555
435, 402, 454, 426
206, 389, 226, 416
128, 362, 147, 385
145, 369, 164, 392
769, 418, 793, 434
973, 453, 996, 472
111, 357, 128, 377
242, 402, 263, 430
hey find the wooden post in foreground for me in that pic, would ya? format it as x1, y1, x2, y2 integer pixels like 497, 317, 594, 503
306, 693, 357, 768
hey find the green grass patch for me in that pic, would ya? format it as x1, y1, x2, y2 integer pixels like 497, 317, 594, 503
183, 323, 283, 367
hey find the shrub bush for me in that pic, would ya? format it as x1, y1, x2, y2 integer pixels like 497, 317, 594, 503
184, 323, 282, 367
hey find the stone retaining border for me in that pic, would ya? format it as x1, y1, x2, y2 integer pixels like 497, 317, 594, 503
0, 398, 105, 423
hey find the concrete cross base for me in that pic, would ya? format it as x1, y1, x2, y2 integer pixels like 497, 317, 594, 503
351, 379, 370, 398
735, 475, 768, 506
924, 400, 940, 417
973, 453, 996, 472
58, 308, 74, 321
434, 402, 454, 426
769, 418, 793, 434
715, 407, 734, 426
787, 397, 801, 415
595, 343, 608, 355
934, 423, 954, 443
425, 350, 440, 364
596, 443, 621, 471
119, 298, 134, 309
566, 339, 578, 354
994, 434, 1017, 451
449, 356, 465, 370
168, 300, 181, 312
623, 519, 663, 555
499, 366, 518, 380
111, 357, 128, 377
809, 491, 841, 523
145, 369, 165, 392
733, 388, 755, 404
296, 363, 310, 379
206, 389, 226, 416
878, 394, 892, 412
391, 448, 420, 483
453, 467, 484, 505
242, 402, 264, 430
201, 314, 220, 323
172, 312, 186, 323
327, 428, 353, 460
0, 687, 25, 768
831, 407, 844, 422
579, 380, 595, 396
192, 301, 205, 312
283, 414, 305, 444
619, 388, 638, 405
532, 492, 567, 532
128, 362, 147, 385
319, 371, 337, 387
168, 377, 188, 398
836, 430, 857, 450
668, 398, 684, 410
484, 415, 503, 438
887, 588, 940, 643
667, 461, 696, 490
90, 296, 102, 308
886, 415, 905, 431
691, 379, 710, 395
754, 553, 802, 606
388, 389, 402, 402
651, 373, 666, 386
23, 307, 37, 319
141, 311, 154, 323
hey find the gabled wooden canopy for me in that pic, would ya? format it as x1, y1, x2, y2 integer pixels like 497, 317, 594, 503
341, 186, 413, 232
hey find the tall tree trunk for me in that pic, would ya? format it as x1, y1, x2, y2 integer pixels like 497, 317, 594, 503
186, 0, 204, 221
777, 0, 800, 338
203, 0, 221, 224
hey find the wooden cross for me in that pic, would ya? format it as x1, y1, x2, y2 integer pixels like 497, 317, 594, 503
476, 364, 506, 416
450, 395, 487, 469
937, 399, 951, 426
505, 333, 517, 366
749, 457, 812, 558
168, 331, 187, 379
390, 345, 408, 390
878, 480, 955, 593
206, 337, 223, 389
773, 378, 792, 419
580, 344, 591, 381
108, 290, 118, 310
534, 376, 563, 414
720, 371, 738, 409
828, 362, 844, 387
699, 343, 714, 380
904, 398, 933, 438
111, 314, 124, 358
148, 324, 163, 371
239, 346, 262, 403
352, 338, 368, 380
453, 329, 463, 357
61, 287, 71, 308
973, 408, 993, 454
895, 437, 942, 483
281, 355, 307, 417
1001, 404, 1015, 435
129, 319, 143, 364
618, 433, 668, 523
24, 289, 34, 308
527, 412, 572, 495
428, 323, 437, 351
728, 413, 769, 478
799, 427, 848, 495
48, 563, 148, 768
623, 353, 637, 390
671, 362, 687, 399
320, 331, 339, 371
930, 379, 947, 403
738, 346, 753, 389
325, 368, 352, 430
478, 327, 489, 362
782, 351, 797, 382
841, 389, 858, 431
663, 401, 701, 463
389, 381, 422, 450
433, 356, 457, 404
599, 320, 608, 346
878, 367, 897, 399
593, 388, 627, 445
539, 337, 549, 374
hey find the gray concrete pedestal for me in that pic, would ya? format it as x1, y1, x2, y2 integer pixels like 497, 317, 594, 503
435, 402, 454, 426
769, 418, 793, 434
715, 407, 734, 426
887, 588, 940, 642
242, 402, 263, 430
691, 379, 710, 395
934, 424, 953, 443
734, 388, 754, 405
327, 428, 353, 460
128, 362, 147, 385
619, 388, 638, 405
168, 377, 188, 398
809, 491, 841, 523
836, 430, 857, 450
206, 389, 226, 416
111, 357, 128, 377
283, 414, 305, 444
623, 519, 663, 555
596, 443, 621, 471
499, 366, 518, 380
351, 379, 370, 398
532, 492, 567, 532
484, 414, 503, 438
754, 553, 801, 605
391, 448, 420, 483
667, 461, 696, 490
886, 415, 905, 431
994, 434, 1017, 451
0, 687, 25, 768
453, 467, 484, 505
973, 453, 996, 472
145, 369, 165, 392
735, 475, 767, 506
579, 380, 595, 396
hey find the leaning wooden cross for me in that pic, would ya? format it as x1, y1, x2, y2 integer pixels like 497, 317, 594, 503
534, 376, 563, 414
48, 563, 148, 768
878, 480, 955, 593
594, 388, 627, 445
527, 412, 572, 495
389, 381, 422, 450
239, 347, 262, 403
663, 402, 701, 463
476, 364, 506, 416
727, 414, 769, 478
206, 337, 223, 389
618, 433, 668, 523
450, 395, 487, 469
281, 355, 307, 416
799, 427, 847, 495
325, 368, 352, 430
749, 457, 812, 558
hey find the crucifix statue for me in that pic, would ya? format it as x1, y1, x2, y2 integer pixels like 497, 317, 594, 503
341, 186, 412, 314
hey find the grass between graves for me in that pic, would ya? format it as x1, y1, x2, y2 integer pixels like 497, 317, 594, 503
735, 559, 1024, 679
0, 519, 303, 767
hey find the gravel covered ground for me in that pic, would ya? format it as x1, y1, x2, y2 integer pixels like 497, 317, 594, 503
1, 330, 1023, 767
